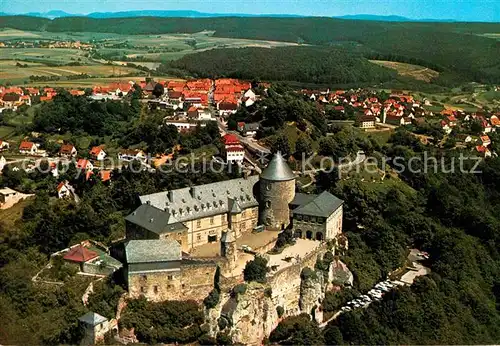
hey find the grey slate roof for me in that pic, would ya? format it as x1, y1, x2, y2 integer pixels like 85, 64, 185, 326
125, 204, 187, 235
244, 123, 260, 132
125, 239, 181, 264
79, 312, 108, 326
138, 176, 259, 223
292, 191, 343, 218
290, 193, 318, 208
260, 152, 295, 181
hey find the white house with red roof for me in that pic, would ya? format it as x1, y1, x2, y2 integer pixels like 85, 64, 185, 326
18, 141, 37, 155
59, 144, 77, 158
76, 159, 94, 171
222, 134, 245, 163
89, 146, 106, 161
480, 135, 491, 147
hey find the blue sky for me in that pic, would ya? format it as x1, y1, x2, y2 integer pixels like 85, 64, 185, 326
3, 0, 500, 22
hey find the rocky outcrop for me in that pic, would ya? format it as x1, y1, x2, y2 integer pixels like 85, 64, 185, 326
299, 268, 324, 314
328, 259, 354, 288
202, 247, 351, 345
204, 283, 279, 345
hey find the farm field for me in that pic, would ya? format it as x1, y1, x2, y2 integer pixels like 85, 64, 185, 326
0, 29, 300, 63
0, 59, 146, 84
19, 75, 184, 88
369, 60, 440, 82
0, 48, 94, 64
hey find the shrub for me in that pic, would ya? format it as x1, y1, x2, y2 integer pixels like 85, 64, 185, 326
277, 306, 284, 318
264, 287, 273, 298
300, 267, 317, 281
218, 317, 229, 330
204, 289, 220, 309
243, 256, 269, 283
233, 283, 247, 296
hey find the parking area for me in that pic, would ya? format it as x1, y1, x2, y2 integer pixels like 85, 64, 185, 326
334, 249, 430, 316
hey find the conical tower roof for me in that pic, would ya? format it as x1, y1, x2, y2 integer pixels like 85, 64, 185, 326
260, 152, 295, 181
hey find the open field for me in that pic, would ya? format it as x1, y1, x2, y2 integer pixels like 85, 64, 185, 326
0, 60, 146, 84
0, 199, 32, 232
369, 60, 439, 82
19, 75, 183, 88
0, 29, 300, 64
0, 47, 94, 64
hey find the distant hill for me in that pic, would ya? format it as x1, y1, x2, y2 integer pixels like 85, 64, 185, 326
0, 10, 462, 21
335, 14, 456, 22
86, 10, 304, 19
23, 10, 77, 19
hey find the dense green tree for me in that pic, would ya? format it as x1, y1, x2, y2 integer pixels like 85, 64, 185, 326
243, 256, 268, 283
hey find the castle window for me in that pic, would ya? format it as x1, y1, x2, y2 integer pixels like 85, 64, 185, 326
266, 183, 271, 191
154, 285, 158, 294
140, 286, 146, 293
177, 232, 182, 236
197, 234, 202, 241
141, 275, 147, 280
265, 201, 271, 208
167, 285, 173, 289
208, 235, 217, 243
168, 275, 173, 280
242, 210, 246, 218
197, 220, 201, 228
182, 284, 186, 288
210, 217, 214, 225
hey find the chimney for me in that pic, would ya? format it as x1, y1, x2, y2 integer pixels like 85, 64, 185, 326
190, 186, 196, 198
168, 191, 174, 203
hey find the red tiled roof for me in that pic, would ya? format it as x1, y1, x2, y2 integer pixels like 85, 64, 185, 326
19, 141, 34, 150
89, 146, 103, 156
222, 134, 240, 145
57, 182, 66, 191
63, 245, 98, 263
77, 159, 90, 169
226, 145, 245, 152
59, 144, 75, 154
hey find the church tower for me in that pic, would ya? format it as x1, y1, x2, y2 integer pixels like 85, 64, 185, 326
221, 229, 237, 272
259, 152, 296, 230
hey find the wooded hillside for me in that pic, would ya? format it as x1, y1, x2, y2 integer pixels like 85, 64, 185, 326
1, 16, 500, 83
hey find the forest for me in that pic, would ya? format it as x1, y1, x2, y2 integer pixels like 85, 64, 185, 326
1, 15, 500, 83
164, 46, 398, 86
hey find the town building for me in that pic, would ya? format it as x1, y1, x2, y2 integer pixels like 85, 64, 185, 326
357, 115, 376, 129
19, 141, 37, 155
0, 140, 9, 151
118, 149, 146, 162
59, 144, 77, 158
290, 191, 344, 241
77, 159, 94, 171
89, 147, 107, 161
222, 134, 245, 164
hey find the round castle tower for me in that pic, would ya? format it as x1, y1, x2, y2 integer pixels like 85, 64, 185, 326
259, 152, 296, 230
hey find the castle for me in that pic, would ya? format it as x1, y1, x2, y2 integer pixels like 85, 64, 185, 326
121, 152, 344, 302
